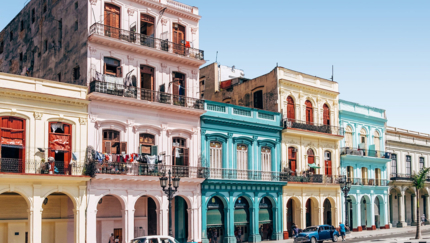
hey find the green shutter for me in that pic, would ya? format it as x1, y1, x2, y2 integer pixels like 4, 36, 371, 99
234, 208, 249, 225
207, 209, 223, 227
259, 208, 272, 223
151, 145, 158, 156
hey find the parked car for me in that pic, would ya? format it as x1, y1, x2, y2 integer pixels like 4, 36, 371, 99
294, 225, 339, 243
130, 235, 180, 243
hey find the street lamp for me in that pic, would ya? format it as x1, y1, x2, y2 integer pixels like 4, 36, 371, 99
159, 169, 180, 237
339, 176, 352, 228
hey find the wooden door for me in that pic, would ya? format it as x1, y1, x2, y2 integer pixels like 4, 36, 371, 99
48, 122, 72, 174
287, 96, 295, 120
323, 104, 330, 125
173, 24, 185, 55
288, 147, 296, 175
325, 160, 332, 176
307, 149, 315, 173
104, 3, 120, 38
114, 228, 122, 243
305, 100, 313, 124
0, 117, 26, 173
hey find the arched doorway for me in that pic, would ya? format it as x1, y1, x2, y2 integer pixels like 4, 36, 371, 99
134, 196, 158, 237
207, 196, 225, 243
234, 197, 250, 242
374, 197, 380, 228
42, 192, 75, 243
323, 198, 332, 226
347, 195, 354, 229
306, 198, 318, 227
287, 96, 295, 121
305, 100, 313, 124
173, 196, 189, 243
96, 195, 124, 243
0, 192, 29, 242
0, 116, 26, 173
323, 104, 330, 125
259, 197, 273, 240
360, 196, 370, 230
286, 198, 301, 236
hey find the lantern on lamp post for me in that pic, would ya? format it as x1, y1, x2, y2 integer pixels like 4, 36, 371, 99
159, 169, 180, 237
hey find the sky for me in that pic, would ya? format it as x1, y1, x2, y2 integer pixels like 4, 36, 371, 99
1, 0, 429, 133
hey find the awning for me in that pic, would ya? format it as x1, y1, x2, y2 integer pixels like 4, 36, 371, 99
309, 164, 321, 169
234, 208, 249, 225
207, 208, 223, 227
259, 208, 272, 223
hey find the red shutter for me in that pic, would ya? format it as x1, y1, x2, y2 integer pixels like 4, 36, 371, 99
306, 100, 313, 123
325, 160, 332, 175
287, 96, 295, 120
323, 104, 330, 125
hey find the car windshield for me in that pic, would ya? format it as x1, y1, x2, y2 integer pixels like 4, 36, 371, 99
131, 239, 146, 243
303, 227, 318, 232
174, 239, 180, 243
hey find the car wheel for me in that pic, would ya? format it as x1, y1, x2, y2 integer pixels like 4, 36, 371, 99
310, 237, 317, 243
332, 235, 338, 242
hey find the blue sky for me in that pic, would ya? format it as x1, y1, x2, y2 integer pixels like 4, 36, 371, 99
1, 0, 429, 133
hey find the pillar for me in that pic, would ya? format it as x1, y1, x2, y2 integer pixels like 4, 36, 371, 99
389, 194, 393, 226
127, 209, 135, 242
248, 207, 260, 243
411, 194, 417, 226
201, 205, 208, 243
352, 202, 361, 231
87, 209, 97, 243
397, 192, 407, 227
226, 207, 235, 243
366, 199, 375, 230
425, 195, 430, 225
122, 209, 128, 243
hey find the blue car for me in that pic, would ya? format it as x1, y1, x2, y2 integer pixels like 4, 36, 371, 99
294, 225, 339, 243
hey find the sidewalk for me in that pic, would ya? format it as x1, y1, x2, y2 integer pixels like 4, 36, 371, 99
268, 225, 430, 243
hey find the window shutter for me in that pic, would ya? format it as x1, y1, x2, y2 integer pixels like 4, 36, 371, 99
150, 145, 158, 156
184, 148, 189, 166
116, 66, 123, 77
120, 142, 127, 154
172, 147, 176, 165
104, 141, 111, 153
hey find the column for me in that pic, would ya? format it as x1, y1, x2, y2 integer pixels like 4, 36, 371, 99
367, 199, 375, 230
283, 200, 288, 235
86, 209, 97, 243
389, 194, 392, 226
411, 194, 417, 226
201, 206, 208, 243
425, 195, 430, 225
397, 192, 407, 227
122, 210, 128, 243
248, 207, 259, 243
301, 200, 306, 229
127, 209, 135, 242
226, 207, 235, 243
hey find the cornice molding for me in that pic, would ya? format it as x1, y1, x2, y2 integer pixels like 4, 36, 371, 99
201, 116, 283, 132
279, 79, 339, 97
129, 0, 201, 22
0, 89, 89, 107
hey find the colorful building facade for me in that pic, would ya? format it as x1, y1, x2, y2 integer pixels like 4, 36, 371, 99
339, 100, 391, 231
201, 101, 284, 243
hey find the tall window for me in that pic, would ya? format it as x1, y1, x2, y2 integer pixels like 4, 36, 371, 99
172, 137, 188, 166
103, 130, 122, 154
324, 151, 332, 176
373, 130, 380, 152
49, 122, 72, 174
346, 166, 354, 180
253, 90, 263, 109
0, 117, 26, 173
287, 96, 295, 120
305, 100, 313, 124
359, 128, 367, 149
236, 144, 248, 179
406, 155, 411, 176
307, 148, 315, 173
104, 57, 122, 77
172, 23, 185, 55
323, 104, 330, 125
139, 133, 155, 156
391, 154, 397, 176
140, 14, 155, 36
140, 65, 155, 96
375, 168, 381, 186
288, 147, 297, 175
420, 157, 425, 171
361, 167, 368, 185
172, 72, 186, 96
104, 3, 120, 38
345, 126, 353, 148
210, 141, 222, 179
261, 147, 271, 180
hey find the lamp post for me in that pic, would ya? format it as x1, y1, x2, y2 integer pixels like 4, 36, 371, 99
159, 169, 180, 237
339, 176, 352, 228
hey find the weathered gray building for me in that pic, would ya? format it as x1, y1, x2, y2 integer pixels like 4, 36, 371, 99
0, 0, 88, 85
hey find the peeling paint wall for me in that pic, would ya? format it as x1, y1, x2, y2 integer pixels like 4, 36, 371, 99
0, 0, 88, 85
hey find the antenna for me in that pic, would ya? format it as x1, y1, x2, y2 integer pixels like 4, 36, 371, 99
156, 7, 167, 28
216, 51, 218, 63
331, 65, 334, 81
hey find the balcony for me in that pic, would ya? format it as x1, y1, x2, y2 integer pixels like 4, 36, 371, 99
341, 147, 391, 159
203, 168, 282, 181
0, 158, 84, 176
283, 118, 344, 137
94, 163, 205, 179
279, 173, 342, 184
89, 80, 204, 110
349, 177, 389, 186
390, 173, 412, 181
88, 23, 205, 66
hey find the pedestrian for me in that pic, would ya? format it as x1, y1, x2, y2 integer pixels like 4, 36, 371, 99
109, 233, 115, 243
237, 227, 242, 243
213, 229, 218, 243
339, 222, 346, 241
422, 214, 426, 226
259, 225, 263, 238
267, 226, 272, 240
115, 235, 120, 243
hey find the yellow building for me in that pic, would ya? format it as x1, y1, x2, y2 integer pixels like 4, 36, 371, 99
0, 72, 90, 243
199, 64, 344, 238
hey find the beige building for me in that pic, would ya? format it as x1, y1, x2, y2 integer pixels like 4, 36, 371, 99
0, 72, 90, 243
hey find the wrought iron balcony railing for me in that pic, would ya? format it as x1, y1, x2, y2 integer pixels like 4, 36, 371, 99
348, 177, 389, 186
283, 118, 344, 136
341, 147, 391, 159
95, 163, 205, 178
390, 173, 412, 180
0, 158, 84, 175
89, 23, 204, 61
202, 167, 282, 181
89, 80, 204, 110
279, 173, 342, 184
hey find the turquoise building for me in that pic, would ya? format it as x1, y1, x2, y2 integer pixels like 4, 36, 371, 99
201, 101, 285, 243
339, 100, 391, 231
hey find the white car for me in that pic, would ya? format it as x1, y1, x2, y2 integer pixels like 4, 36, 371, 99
130, 235, 180, 243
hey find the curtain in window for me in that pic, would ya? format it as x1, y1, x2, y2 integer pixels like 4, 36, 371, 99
345, 126, 353, 148
210, 141, 222, 179
261, 147, 271, 180
237, 144, 248, 179
373, 131, 380, 152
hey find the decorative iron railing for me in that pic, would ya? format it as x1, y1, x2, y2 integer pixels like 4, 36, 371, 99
89, 23, 204, 61
349, 177, 389, 186
0, 158, 84, 175
279, 174, 342, 184
341, 147, 391, 159
95, 163, 205, 178
283, 118, 344, 136
90, 80, 137, 99
202, 168, 282, 181
390, 173, 412, 180
0, 158, 23, 173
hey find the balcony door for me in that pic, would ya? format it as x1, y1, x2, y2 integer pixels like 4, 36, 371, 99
305, 100, 313, 124
307, 148, 315, 173
141, 65, 155, 101
287, 96, 295, 120
48, 122, 72, 174
288, 147, 297, 175
172, 23, 185, 55
172, 137, 188, 166
104, 57, 122, 78
140, 14, 155, 47
261, 147, 271, 180
172, 72, 186, 100
104, 3, 120, 38
323, 104, 330, 125
236, 144, 248, 179
210, 141, 222, 179
324, 151, 332, 176
0, 116, 26, 173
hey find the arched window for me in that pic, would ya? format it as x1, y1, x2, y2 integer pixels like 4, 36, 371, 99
210, 141, 222, 168
237, 144, 248, 179
0, 116, 26, 173
324, 151, 332, 176
305, 100, 313, 124
261, 147, 271, 179
287, 96, 295, 120
104, 3, 120, 38
359, 128, 367, 149
373, 130, 380, 152
49, 122, 72, 174
172, 137, 188, 166
172, 23, 185, 55
288, 147, 297, 175
323, 104, 330, 125
345, 126, 353, 148
307, 148, 315, 173
139, 133, 155, 155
